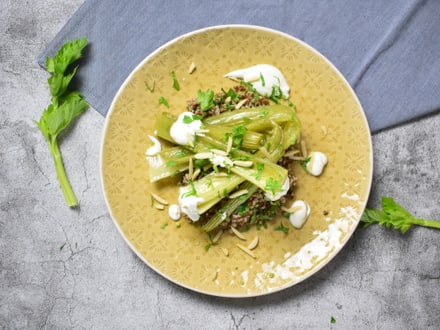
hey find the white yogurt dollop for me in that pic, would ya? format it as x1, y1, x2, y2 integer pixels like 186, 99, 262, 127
146, 135, 161, 156
288, 200, 311, 228
169, 112, 204, 146
178, 189, 204, 222
306, 151, 328, 176
225, 64, 290, 98
264, 177, 290, 202
168, 204, 181, 221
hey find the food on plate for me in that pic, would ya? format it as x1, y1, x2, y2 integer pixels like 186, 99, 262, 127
146, 64, 328, 238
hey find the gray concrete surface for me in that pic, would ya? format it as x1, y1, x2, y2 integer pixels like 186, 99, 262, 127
1, 1, 439, 329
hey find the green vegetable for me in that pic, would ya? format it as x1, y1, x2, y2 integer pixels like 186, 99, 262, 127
171, 70, 180, 91
361, 197, 440, 233
36, 37, 89, 207
274, 221, 289, 234
158, 96, 170, 108
330, 316, 336, 324
197, 89, 215, 111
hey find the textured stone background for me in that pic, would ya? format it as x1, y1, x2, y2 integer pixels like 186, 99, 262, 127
1, 1, 439, 329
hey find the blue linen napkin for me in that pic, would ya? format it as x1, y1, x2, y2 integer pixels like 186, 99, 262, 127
37, 0, 440, 133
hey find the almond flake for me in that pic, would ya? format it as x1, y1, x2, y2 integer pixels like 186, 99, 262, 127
236, 243, 256, 259
247, 236, 259, 250
151, 193, 168, 205
230, 226, 246, 240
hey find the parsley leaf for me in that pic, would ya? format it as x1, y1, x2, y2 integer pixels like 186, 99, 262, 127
171, 70, 180, 91
274, 222, 289, 234
265, 176, 282, 195
182, 114, 202, 124
36, 37, 89, 207
197, 89, 215, 111
158, 96, 170, 108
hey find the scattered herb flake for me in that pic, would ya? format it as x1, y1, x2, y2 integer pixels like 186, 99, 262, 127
265, 176, 282, 195
330, 316, 336, 324
259, 72, 265, 86
197, 89, 215, 111
59, 243, 66, 251
161, 222, 168, 229
158, 96, 170, 108
171, 70, 180, 91
274, 222, 289, 234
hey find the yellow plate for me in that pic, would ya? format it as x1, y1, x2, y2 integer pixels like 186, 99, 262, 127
100, 25, 373, 297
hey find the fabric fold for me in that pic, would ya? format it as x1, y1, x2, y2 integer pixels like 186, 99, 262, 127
37, 0, 440, 133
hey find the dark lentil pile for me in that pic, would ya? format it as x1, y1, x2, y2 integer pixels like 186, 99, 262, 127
183, 84, 298, 230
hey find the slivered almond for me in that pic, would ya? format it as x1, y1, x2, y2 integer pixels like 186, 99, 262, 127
195, 129, 210, 134
228, 189, 248, 199
188, 62, 196, 74
194, 152, 212, 159
235, 99, 247, 110
283, 149, 300, 158
211, 149, 228, 156
300, 140, 308, 158
247, 236, 259, 250
220, 247, 229, 256
281, 205, 302, 214
212, 269, 218, 281
154, 203, 165, 210
151, 193, 168, 205
230, 226, 246, 240
191, 168, 201, 180
236, 243, 256, 259
212, 230, 223, 243
246, 75, 260, 82
233, 160, 253, 168
226, 136, 233, 154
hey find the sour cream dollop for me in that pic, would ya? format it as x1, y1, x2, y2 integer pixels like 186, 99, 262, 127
178, 189, 204, 222
146, 135, 161, 156
264, 177, 290, 202
168, 204, 181, 221
288, 200, 311, 228
224, 64, 290, 98
306, 151, 328, 176
169, 112, 204, 146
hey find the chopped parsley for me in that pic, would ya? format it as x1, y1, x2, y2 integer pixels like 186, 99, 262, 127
265, 176, 282, 195
300, 157, 311, 173
166, 160, 178, 167
158, 96, 170, 108
182, 180, 197, 198
259, 72, 266, 86
182, 114, 202, 124
229, 125, 247, 148
171, 70, 180, 91
161, 222, 168, 229
330, 316, 336, 324
274, 222, 289, 234
254, 162, 265, 180
197, 89, 215, 111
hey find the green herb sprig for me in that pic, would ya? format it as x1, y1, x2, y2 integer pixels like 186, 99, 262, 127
361, 197, 440, 233
36, 37, 89, 207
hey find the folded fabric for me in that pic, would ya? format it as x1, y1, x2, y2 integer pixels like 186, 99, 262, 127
37, 0, 440, 133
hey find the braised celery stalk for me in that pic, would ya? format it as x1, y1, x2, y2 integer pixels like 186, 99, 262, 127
147, 146, 193, 182
36, 37, 89, 207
